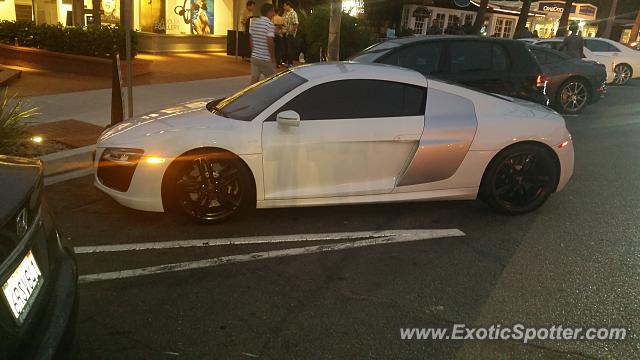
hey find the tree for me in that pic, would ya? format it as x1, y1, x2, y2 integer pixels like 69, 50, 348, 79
514, 0, 533, 38
629, 8, 640, 44
556, 0, 573, 37
364, 0, 404, 32
328, 0, 342, 61
471, 0, 489, 35
602, 0, 619, 38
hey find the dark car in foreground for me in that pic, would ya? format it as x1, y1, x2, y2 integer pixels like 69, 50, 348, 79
351, 35, 549, 106
0, 156, 77, 359
528, 45, 607, 114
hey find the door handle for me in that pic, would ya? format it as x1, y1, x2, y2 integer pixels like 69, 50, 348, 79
393, 134, 416, 142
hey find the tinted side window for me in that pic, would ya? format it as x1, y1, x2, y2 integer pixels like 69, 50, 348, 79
585, 39, 619, 52
492, 44, 510, 71
450, 42, 510, 73
271, 80, 427, 120
379, 43, 442, 75
530, 48, 548, 64
537, 41, 563, 51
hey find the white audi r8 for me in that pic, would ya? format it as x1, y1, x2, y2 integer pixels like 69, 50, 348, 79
95, 63, 574, 223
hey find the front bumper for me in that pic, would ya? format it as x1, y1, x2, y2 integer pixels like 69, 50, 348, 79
93, 147, 168, 212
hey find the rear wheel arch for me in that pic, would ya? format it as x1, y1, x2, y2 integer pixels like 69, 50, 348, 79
161, 147, 257, 213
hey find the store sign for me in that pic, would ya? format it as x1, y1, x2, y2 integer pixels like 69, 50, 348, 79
578, 5, 596, 17
538, 2, 576, 14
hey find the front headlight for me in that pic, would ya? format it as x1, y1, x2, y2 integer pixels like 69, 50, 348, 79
100, 148, 144, 166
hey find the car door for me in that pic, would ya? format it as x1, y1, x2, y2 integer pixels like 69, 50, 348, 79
442, 41, 512, 97
261, 79, 426, 200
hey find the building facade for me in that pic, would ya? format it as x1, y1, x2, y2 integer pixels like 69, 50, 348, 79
401, 0, 599, 39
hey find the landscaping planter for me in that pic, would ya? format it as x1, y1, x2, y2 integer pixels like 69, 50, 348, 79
0, 44, 152, 77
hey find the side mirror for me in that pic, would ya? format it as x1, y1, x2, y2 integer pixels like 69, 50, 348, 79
276, 110, 301, 127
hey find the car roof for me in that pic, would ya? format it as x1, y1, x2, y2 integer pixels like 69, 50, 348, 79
380, 35, 525, 47
290, 62, 428, 87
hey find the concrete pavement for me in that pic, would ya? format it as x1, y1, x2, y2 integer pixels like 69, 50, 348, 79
25, 76, 249, 126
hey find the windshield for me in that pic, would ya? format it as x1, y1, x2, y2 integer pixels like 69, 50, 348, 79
350, 40, 403, 62
210, 70, 307, 121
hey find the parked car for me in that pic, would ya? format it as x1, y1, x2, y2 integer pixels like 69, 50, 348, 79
0, 156, 78, 359
528, 45, 607, 114
351, 35, 549, 106
527, 37, 640, 85
94, 63, 574, 223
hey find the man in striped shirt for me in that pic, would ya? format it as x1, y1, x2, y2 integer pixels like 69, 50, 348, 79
249, 3, 276, 84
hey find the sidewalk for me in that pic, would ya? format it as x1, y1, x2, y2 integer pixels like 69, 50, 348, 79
26, 75, 249, 127
8, 52, 251, 97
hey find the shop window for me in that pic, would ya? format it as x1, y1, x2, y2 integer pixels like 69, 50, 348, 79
494, 18, 514, 38
379, 42, 443, 76
433, 13, 446, 30
447, 14, 460, 28
414, 17, 426, 34
274, 80, 427, 121
463, 14, 474, 25
15, 5, 33, 22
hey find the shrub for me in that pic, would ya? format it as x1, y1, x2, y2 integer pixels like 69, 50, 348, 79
0, 21, 137, 58
0, 88, 39, 156
297, 8, 376, 62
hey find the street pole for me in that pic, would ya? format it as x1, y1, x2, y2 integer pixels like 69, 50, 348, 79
235, 0, 240, 62
124, 0, 133, 119
602, 0, 618, 39
327, 0, 342, 61
514, 0, 533, 38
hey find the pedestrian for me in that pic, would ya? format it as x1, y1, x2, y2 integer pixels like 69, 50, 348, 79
427, 23, 442, 35
240, 1, 256, 32
558, 23, 585, 59
514, 26, 534, 39
533, 29, 539, 38
283, 0, 299, 67
273, 7, 286, 67
461, 19, 473, 35
249, 3, 276, 84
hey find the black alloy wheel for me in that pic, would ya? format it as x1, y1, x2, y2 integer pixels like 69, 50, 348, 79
481, 144, 559, 215
558, 79, 590, 114
168, 152, 254, 223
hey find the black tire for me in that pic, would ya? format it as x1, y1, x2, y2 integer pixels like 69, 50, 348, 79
164, 150, 255, 224
613, 64, 632, 86
556, 78, 590, 114
480, 144, 559, 215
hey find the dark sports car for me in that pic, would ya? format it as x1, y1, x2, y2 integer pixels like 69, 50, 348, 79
528, 45, 607, 114
0, 155, 78, 359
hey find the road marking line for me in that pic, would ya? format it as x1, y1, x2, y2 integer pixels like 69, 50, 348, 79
74, 229, 459, 254
78, 229, 465, 283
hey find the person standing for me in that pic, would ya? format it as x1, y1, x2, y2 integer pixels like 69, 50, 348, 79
273, 7, 286, 67
559, 23, 585, 59
249, 3, 277, 84
283, 1, 299, 67
240, 1, 256, 32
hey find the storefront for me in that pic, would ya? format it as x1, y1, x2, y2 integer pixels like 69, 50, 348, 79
401, 0, 545, 38
401, 0, 598, 39
0, 0, 254, 52
521, 1, 598, 38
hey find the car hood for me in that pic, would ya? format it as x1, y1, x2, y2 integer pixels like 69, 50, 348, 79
99, 99, 214, 145
0, 156, 42, 227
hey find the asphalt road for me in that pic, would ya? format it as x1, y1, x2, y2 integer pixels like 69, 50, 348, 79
46, 81, 640, 359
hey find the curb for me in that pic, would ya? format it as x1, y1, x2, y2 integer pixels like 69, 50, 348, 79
40, 145, 95, 185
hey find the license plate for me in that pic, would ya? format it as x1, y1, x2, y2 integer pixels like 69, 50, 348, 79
2, 251, 43, 324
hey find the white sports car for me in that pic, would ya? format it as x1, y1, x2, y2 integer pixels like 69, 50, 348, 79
94, 63, 574, 223
525, 37, 640, 85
